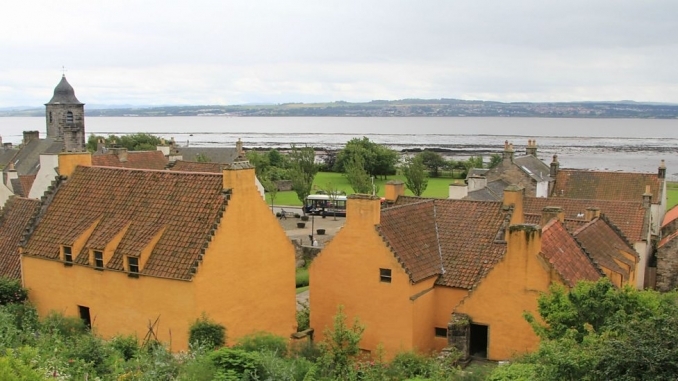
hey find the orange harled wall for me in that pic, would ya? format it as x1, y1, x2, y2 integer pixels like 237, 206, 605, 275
454, 224, 553, 360
310, 195, 468, 358
22, 165, 296, 351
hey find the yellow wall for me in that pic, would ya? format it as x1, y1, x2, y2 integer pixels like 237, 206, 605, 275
431, 286, 468, 351
194, 167, 297, 344
22, 166, 296, 351
58, 152, 92, 177
455, 225, 550, 360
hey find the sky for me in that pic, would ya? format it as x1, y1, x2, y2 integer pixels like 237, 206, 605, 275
1, 0, 677, 107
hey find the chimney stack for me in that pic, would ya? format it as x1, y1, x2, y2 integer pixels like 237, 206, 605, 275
157, 138, 170, 157
384, 180, 405, 204
96, 137, 106, 153
502, 140, 515, 162
550, 155, 559, 178
467, 175, 487, 192
526, 139, 538, 156
642, 185, 652, 208
541, 206, 564, 226
22, 131, 40, 145
346, 194, 382, 228
109, 147, 128, 162
503, 184, 524, 225
584, 207, 601, 221
658, 160, 666, 179
236, 138, 245, 159
448, 182, 468, 200
57, 152, 92, 178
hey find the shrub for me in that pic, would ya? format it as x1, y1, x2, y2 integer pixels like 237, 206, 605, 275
0, 348, 44, 381
256, 350, 313, 381
388, 351, 435, 379
109, 334, 139, 361
234, 332, 288, 357
208, 347, 260, 380
41, 311, 88, 338
189, 313, 226, 350
0, 278, 28, 305
64, 333, 112, 377
295, 268, 309, 288
296, 301, 310, 332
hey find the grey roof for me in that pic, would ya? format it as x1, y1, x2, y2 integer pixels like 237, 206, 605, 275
174, 147, 240, 164
0, 147, 19, 170
466, 179, 510, 201
3, 139, 64, 176
46, 76, 83, 105
514, 155, 552, 182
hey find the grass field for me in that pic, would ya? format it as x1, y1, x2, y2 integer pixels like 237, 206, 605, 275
668, 182, 678, 210
267, 172, 458, 206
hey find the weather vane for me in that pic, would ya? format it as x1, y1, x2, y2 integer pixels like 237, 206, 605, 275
62, 66, 67, 76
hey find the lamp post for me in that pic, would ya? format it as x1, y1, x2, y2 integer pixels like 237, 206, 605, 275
311, 214, 315, 245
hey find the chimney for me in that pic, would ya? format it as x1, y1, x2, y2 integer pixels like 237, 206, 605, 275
642, 185, 652, 208
467, 175, 487, 192
58, 152, 92, 178
658, 160, 666, 179
507, 224, 543, 289
448, 182, 468, 200
96, 137, 107, 153
526, 139, 538, 156
384, 180, 405, 203
109, 147, 128, 162
6, 162, 18, 190
503, 184, 524, 224
584, 207, 601, 221
236, 138, 245, 159
222, 162, 256, 195
541, 206, 564, 226
345, 194, 381, 228
22, 130, 40, 145
157, 138, 170, 156
549, 155, 559, 178
502, 140, 515, 162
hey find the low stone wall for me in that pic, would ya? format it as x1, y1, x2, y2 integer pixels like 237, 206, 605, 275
292, 239, 322, 268
275, 180, 293, 191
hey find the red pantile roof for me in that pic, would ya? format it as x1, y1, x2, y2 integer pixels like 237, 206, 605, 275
659, 231, 678, 248
168, 160, 222, 173
573, 217, 638, 281
541, 219, 601, 287
524, 197, 647, 242
378, 198, 509, 288
552, 169, 661, 203
92, 151, 168, 170
23, 166, 227, 280
662, 205, 678, 228
0, 197, 41, 279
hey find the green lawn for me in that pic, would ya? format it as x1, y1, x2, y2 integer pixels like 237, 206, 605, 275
668, 182, 678, 210
267, 172, 457, 206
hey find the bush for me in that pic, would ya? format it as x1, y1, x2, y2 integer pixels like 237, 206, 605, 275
41, 311, 88, 338
109, 334, 139, 361
257, 350, 313, 381
234, 332, 288, 357
189, 313, 226, 350
295, 268, 309, 288
296, 301, 310, 332
0, 348, 44, 381
388, 351, 436, 379
208, 347, 260, 380
0, 278, 28, 306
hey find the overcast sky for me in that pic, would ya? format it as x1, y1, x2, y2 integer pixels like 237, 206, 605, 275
1, 0, 677, 107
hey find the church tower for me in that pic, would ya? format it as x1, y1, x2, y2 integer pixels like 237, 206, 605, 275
45, 75, 85, 152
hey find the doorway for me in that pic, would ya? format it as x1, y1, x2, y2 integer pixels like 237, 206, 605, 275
469, 324, 488, 358
78, 305, 91, 329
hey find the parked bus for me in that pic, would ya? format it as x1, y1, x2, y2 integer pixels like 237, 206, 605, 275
304, 194, 348, 217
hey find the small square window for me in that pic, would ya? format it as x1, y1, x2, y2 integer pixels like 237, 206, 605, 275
128, 257, 139, 274
63, 246, 73, 264
435, 327, 448, 338
379, 268, 392, 283
93, 251, 104, 269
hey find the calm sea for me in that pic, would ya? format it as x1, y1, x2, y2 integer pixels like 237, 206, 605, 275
1, 116, 677, 179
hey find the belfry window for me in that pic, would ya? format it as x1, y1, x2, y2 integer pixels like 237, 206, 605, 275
49, 112, 53, 123
66, 111, 73, 123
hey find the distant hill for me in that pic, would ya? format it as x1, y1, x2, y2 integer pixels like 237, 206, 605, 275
2, 99, 678, 118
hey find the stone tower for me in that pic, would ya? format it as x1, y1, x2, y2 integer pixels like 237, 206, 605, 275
45, 75, 85, 152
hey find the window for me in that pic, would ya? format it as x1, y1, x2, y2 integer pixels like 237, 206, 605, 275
93, 251, 104, 270
78, 305, 91, 329
63, 246, 73, 265
49, 111, 53, 123
66, 111, 73, 123
128, 256, 139, 276
435, 327, 448, 338
379, 268, 392, 283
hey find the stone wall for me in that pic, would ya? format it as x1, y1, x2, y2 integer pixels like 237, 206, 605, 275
275, 180, 293, 191
656, 237, 678, 291
46, 104, 85, 152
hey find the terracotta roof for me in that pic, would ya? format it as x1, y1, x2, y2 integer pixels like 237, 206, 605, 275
552, 169, 661, 203
541, 219, 602, 287
22, 166, 227, 280
524, 197, 647, 242
662, 205, 678, 228
92, 151, 168, 170
573, 217, 638, 281
168, 160, 222, 173
378, 198, 509, 288
0, 197, 41, 279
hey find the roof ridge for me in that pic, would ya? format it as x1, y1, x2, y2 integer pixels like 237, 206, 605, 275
82, 165, 222, 176
432, 202, 446, 275
560, 168, 659, 176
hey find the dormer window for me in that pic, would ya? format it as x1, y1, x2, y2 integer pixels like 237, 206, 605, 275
93, 251, 104, 270
66, 111, 73, 123
127, 256, 139, 277
62, 246, 73, 265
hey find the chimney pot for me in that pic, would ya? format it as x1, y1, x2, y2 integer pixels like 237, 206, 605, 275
658, 159, 667, 179
584, 207, 601, 221
642, 185, 652, 208
550, 155, 560, 178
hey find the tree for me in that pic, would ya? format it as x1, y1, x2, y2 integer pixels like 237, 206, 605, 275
419, 150, 447, 177
288, 145, 319, 211
246, 151, 270, 177
321, 182, 342, 220
266, 149, 287, 169
402, 155, 428, 197
321, 306, 365, 378
86, 133, 164, 152
259, 175, 278, 213
334, 137, 397, 179
195, 153, 211, 163
488, 153, 502, 169
343, 154, 373, 194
